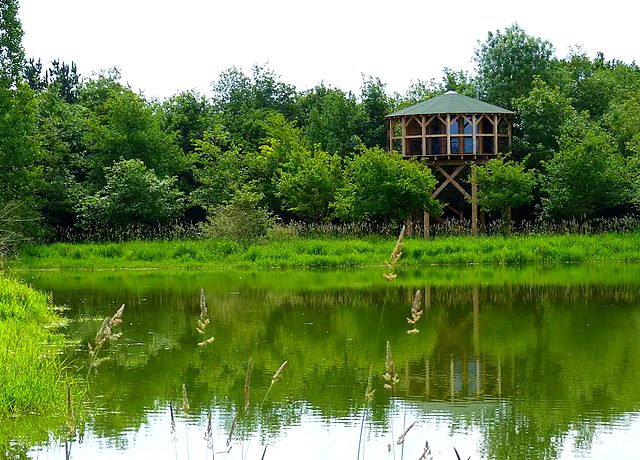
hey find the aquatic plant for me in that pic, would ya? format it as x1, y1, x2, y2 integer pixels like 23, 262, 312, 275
87, 304, 125, 375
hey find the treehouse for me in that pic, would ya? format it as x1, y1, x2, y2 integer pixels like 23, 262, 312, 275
386, 91, 514, 235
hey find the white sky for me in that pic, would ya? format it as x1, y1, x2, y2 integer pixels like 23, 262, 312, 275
18, 0, 639, 100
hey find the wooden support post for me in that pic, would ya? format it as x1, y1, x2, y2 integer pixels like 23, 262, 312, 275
421, 115, 427, 156
493, 114, 498, 155
471, 165, 478, 236
472, 113, 477, 159
424, 212, 430, 239
401, 117, 407, 156
507, 118, 513, 151
446, 114, 451, 159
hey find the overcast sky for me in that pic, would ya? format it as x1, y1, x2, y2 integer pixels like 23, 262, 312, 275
18, 0, 639, 100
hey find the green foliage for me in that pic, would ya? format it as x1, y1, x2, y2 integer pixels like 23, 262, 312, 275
161, 90, 214, 154
190, 125, 247, 211
475, 24, 555, 108
79, 72, 186, 182
605, 89, 640, 156
542, 115, 629, 219
0, 0, 24, 88
359, 76, 392, 148
275, 147, 342, 222
512, 77, 576, 168
475, 157, 537, 214
201, 187, 274, 242
79, 159, 184, 231
211, 65, 297, 151
296, 84, 364, 156
334, 147, 441, 223
248, 113, 310, 214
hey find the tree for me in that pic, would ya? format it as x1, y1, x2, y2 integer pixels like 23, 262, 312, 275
211, 65, 297, 151
275, 148, 342, 222
0, 0, 24, 88
190, 124, 247, 212
79, 72, 187, 184
296, 84, 364, 156
359, 76, 392, 149
475, 24, 555, 108
334, 147, 442, 223
512, 77, 576, 168
474, 157, 537, 232
162, 90, 214, 154
542, 115, 629, 220
79, 159, 184, 232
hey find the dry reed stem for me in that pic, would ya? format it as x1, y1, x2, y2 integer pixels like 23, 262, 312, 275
271, 360, 288, 384
383, 226, 405, 281
204, 409, 213, 451
169, 402, 176, 440
365, 364, 375, 404
407, 290, 423, 334
181, 383, 190, 413
226, 411, 238, 447
87, 304, 125, 375
383, 341, 399, 390
396, 421, 416, 445
244, 357, 253, 413
418, 440, 433, 460
196, 288, 215, 347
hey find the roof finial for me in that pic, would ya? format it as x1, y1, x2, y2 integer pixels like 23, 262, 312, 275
445, 90, 458, 94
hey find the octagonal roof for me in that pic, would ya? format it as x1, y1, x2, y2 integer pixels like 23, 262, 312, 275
387, 90, 514, 117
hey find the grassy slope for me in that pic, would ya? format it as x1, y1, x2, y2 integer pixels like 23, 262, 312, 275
0, 275, 68, 416
10, 232, 640, 270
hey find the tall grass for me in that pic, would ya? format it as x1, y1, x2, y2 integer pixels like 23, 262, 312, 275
11, 231, 640, 271
0, 276, 70, 417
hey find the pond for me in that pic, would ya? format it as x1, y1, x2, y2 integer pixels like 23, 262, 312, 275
10, 265, 640, 459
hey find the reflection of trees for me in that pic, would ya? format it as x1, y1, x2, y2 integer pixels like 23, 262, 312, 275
25, 269, 640, 459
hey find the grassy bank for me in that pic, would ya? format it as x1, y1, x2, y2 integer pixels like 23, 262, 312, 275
10, 232, 640, 270
0, 275, 69, 417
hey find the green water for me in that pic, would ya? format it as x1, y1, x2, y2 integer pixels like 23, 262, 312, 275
11, 265, 640, 459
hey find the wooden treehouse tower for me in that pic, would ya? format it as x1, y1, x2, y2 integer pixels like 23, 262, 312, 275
386, 91, 513, 236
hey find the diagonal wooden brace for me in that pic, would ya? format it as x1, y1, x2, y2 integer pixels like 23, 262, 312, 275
432, 164, 471, 200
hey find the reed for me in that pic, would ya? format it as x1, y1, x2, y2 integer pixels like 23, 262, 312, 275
260, 360, 289, 409
406, 290, 423, 335
384, 226, 405, 281
196, 289, 215, 347
383, 341, 399, 391
87, 304, 125, 376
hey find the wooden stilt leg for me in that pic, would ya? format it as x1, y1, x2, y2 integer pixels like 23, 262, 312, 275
471, 166, 478, 236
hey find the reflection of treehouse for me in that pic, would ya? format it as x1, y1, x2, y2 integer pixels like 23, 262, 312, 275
386, 91, 513, 235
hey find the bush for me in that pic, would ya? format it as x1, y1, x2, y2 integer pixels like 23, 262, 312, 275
79, 159, 184, 233
201, 187, 274, 242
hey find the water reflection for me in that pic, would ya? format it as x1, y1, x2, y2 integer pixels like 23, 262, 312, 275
14, 266, 640, 459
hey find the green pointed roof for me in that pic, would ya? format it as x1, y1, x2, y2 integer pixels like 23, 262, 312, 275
387, 91, 514, 117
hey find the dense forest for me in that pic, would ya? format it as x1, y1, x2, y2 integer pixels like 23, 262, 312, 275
2, 0, 640, 243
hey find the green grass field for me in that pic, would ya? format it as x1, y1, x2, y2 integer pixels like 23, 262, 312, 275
10, 232, 640, 270
0, 276, 69, 417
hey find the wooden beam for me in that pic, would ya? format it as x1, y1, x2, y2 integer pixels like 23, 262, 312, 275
471, 164, 478, 236
446, 113, 451, 159
493, 114, 498, 155
432, 164, 470, 199
507, 117, 513, 151
472, 114, 477, 159
421, 115, 427, 156
401, 116, 407, 156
